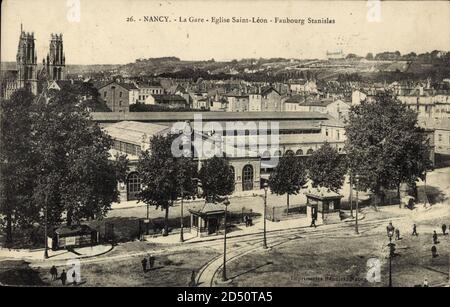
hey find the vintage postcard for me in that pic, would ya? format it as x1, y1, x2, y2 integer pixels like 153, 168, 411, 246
0, 0, 449, 294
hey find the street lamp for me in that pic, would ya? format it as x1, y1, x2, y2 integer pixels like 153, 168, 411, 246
386, 222, 395, 287
354, 175, 360, 235
263, 182, 268, 249
41, 168, 49, 259
180, 187, 185, 242
222, 198, 230, 282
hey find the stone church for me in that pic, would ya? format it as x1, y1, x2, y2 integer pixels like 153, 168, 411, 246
0, 25, 66, 100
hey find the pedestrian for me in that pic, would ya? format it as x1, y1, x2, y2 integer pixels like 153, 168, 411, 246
149, 255, 155, 269
442, 224, 447, 236
431, 245, 438, 258
141, 257, 148, 272
60, 269, 67, 286
50, 265, 57, 281
412, 224, 418, 236
244, 215, 248, 227
433, 231, 438, 244
189, 270, 196, 287
72, 268, 77, 285
423, 278, 429, 287
386, 222, 395, 237
395, 228, 401, 240
310, 217, 316, 228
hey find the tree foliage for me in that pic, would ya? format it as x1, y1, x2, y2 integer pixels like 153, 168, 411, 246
345, 92, 432, 200
198, 156, 235, 203
137, 133, 198, 234
268, 154, 307, 210
0, 87, 127, 244
307, 142, 347, 192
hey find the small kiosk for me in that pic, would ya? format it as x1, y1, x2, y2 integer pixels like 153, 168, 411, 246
49, 224, 99, 250
305, 187, 343, 224
189, 202, 226, 237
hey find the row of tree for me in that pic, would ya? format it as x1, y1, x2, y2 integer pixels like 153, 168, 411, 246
0, 89, 128, 245
269, 92, 432, 210
137, 134, 235, 236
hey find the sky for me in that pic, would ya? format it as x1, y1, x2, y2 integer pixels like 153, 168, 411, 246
1, 0, 450, 65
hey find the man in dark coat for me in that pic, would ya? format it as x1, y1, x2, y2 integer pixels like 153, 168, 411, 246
149, 255, 155, 269
60, 270, 67, 286
141, 257, 148, 272
433, 231, 438, 244
431, 245, 438, 258
50, 265, 58, 281
442, 224, 447, 235
412, 224, 418, 236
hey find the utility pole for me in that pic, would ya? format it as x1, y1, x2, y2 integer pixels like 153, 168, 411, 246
222, 198, 230, 282
355, 175, 359, 235
180, 188, 184, 242
263, 183, 268, 249
349, 171, 353, 217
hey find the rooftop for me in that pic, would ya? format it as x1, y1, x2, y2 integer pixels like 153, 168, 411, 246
92, 111, 333, 123
103, 121, 170, 144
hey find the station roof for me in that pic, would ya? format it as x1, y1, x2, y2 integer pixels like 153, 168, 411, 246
103, 121, 170, 144
91, 111, 333, 123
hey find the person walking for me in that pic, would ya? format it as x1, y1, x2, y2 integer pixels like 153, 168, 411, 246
50, 265, 58, 281
433, 231, 438, 244
412, 224, 418, 236
442, 224, 447, 236
431, 245, 438, 258
149, 255, 155, 269
395, 228, 401, 240
141, 257, 148, 272
60, 270, 67, 286
310, 217, 316, 228
423, 278, 429, 287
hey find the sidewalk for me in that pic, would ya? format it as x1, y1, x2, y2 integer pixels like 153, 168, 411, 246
143, 214, 322, 245
0, 244, 114, 262
111, 190, 266, 210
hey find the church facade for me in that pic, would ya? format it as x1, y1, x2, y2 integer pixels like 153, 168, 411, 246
0, 25, 66, 100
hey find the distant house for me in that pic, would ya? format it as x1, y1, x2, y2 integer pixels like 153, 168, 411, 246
97, 81, 139, 112
225, 93, 249, 112
136, 82, 164, 103
283, 95, 334, 113
146, 94, 189, 109
326, 99, 351, 121
249, 87, 282, 112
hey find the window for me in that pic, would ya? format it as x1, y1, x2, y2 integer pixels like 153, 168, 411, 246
337, 130, 340, 140
119, 91, 123, 98
307, 149, 314, 155
438, 134, 442, 142
242, 165, 254, 191
296, 149, 304, 156
104, 91, 107, 98
325, 129, 329, 137
127, 172, 141, 201
284, 150, 294, 156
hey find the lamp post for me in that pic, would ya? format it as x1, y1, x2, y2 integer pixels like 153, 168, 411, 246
44, 190, 49, 259
41, 168, 49, 259
263, 182, 268, 249
222, 198, 230, 282
180, 187, 184, 242
355, 175, 359, 235
387, 223, 395, 287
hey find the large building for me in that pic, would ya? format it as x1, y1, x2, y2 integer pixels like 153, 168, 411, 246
97, 111, 346, 201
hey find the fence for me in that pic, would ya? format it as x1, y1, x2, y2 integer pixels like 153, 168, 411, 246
266, 204, 307, 222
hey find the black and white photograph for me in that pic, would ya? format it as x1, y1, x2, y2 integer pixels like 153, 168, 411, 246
0, 0, 449, 292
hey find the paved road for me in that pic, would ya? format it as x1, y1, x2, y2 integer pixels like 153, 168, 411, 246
195, 216, 403, 287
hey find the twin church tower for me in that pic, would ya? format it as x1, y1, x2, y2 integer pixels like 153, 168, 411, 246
15, 24, 66, 96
